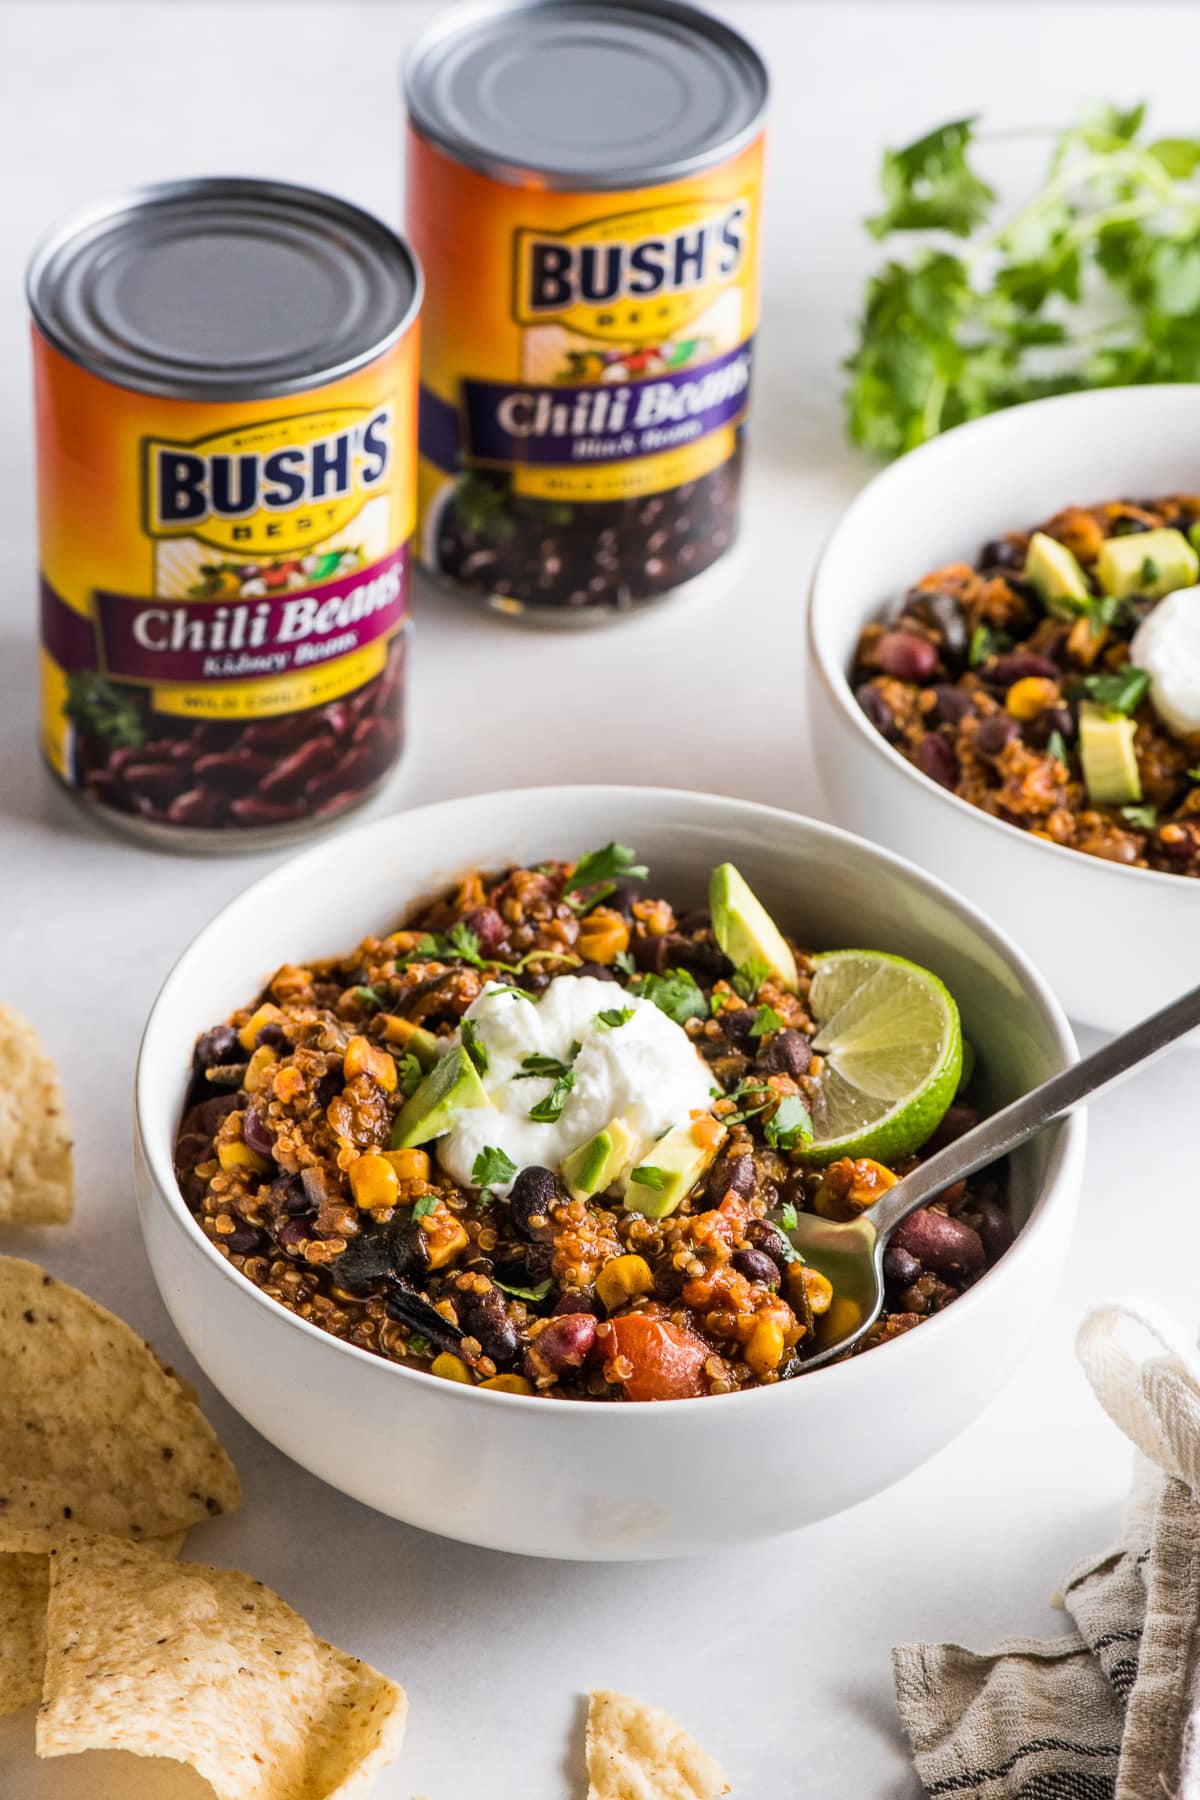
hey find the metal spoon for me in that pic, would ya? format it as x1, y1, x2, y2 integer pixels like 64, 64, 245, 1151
786, 979, 1200, 1372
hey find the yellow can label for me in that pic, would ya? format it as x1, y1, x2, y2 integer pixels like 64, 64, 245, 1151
409, 129, 763, 544
35, 327, 417, 830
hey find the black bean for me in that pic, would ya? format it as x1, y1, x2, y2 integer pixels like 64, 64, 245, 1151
195, 1025, 239, 1069
575, 961, 620, 982
242, 1107, 274, 1159
508, 1166, 560, 1239
224, 1225, 262, 1255
883, 1244, 923, 1286
255, 1021, 287, 1048
908, 589, 969, 659
931, 684, 974, 726
708, 1151, 755, 1200
916, 734, 959, 788
745, 1218, 791, 1268
757, 1028, 812, 1080
986, 652, 1060, 688
733, 1247, 781, 1287
855, 683, 897, 740
979, 536, 1026, 571
1027, 704, 1076, 749
552, 1288, 604, 1318
975, 714, 1020, 759
459, 1284, 520, 1366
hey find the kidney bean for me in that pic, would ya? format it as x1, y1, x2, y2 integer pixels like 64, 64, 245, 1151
758, 1028, 813, 1080
926, 1103, 983, 1155
882, 1244, 923, 1286
525, 1313, 597, 1382
931, 684, 974, 726
257, 738, 338, 803
459, 1284, 520, 1366
986, 652, 1060, 688
242, 1106, 275, 1159
916, 734, 959, 787
320, 700, 354, 738
733, 1246, 780, 1287
229, 795, 309, 827
745, 1218, 791, 1269
122, 762, 186, 805
193, 749, 275, 793
552, 1288, 604, 1318
241, 714, 314, 753
970, 1196, 1016, 1261
508, 1166, 561, 1239
892, 1207, 985, 1277
461, 906, 508, 957
306, 746, 379, 803
975, 714, 1020, 758
195, 1025, 239, 1069
277, 1217, 312, 1253
632, 932, 670, 974
166, 787, 224, 828
1028, 704, 1077, 749
875, 630, 938, 681
708, 1151, 755, 1201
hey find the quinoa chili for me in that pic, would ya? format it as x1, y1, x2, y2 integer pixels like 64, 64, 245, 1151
404, 0, 766, 624
850, 494, 1200, 876
174, 851, 1012, 1402
29, 178, 422, 851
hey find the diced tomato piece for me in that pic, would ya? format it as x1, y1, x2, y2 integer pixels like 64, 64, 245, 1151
603, 1314, 711, 1402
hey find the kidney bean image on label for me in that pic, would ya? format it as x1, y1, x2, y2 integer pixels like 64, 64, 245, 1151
405, 0, 767, 624
29, 177, 422, 850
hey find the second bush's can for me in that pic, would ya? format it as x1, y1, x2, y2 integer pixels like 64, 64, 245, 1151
405, 0, 767, 625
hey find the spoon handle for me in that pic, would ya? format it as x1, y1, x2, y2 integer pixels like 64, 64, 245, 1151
869, 978, 1200, 1241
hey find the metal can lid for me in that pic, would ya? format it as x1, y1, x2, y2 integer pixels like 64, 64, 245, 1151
27, 177, 422, 401
405, 0, 767, 190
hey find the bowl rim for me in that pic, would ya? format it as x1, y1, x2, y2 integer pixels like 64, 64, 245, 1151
808, 384, 1200, 895
135, 782, 1086, 1421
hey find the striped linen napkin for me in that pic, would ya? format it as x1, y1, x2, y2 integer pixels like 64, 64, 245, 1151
893, 1301, 1200, 1800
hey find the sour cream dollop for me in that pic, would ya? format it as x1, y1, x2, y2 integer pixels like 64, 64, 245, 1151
1130, 584, 1200, 737
436, 974, 715, 1195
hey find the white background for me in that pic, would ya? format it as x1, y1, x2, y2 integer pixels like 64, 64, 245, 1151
2, 4, 1199, 1796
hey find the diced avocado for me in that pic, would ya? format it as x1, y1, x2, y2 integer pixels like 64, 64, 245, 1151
1096, 528, 1199, 601
622, 1120, 725, 1221
1078, 701, 1142, 807
561, 1117, 638, 1202
389, 1047, 488, 1148
709, 864, 798, 993
1023, 531, 1091, 618
383, 1017, 442, 1071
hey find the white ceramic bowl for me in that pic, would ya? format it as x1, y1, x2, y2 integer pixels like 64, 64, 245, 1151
809, 386, 1200, 1035
135, 786, 1084, 1560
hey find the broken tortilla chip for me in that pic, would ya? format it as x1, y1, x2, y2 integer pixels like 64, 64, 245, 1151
38, 1534, 408, 1800
0, 1256, 241, 1550
587, 1690, 730, 1800
0, 1532, 185, 1720
0, 1006, 72, 1225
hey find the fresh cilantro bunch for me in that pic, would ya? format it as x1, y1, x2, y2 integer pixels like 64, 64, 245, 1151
846, 104, 1200, 456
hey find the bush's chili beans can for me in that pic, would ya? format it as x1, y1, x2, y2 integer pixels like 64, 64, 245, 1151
405, 0, 767, 625
28, 179, 422, 850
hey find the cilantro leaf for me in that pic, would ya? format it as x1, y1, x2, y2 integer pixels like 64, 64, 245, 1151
63, 671, 146, 749
461, 1019, 488, 1074
1121, 803, 1158, 829
349, 984, 386, 1008
411, 1195, 439, 1220
566, 842, 648, 894
406, 1333, 430, 1356
1081, 665, 1151, 715
779, 1201, 799, 1231
397, 933, 444, 967
628, 1165, 668, 1192
471, 1145, 517, 1189
631, 968, 709, 1026
528, 1071, 576, 1123
969, 623, 1013, 668
396, 1052, 424, 1099
614, 949, 636, 976
764, 1096, 814, 1152
495, 1276, 554, 1303
514, 1052, 575, 1080
731, 958, 770, 1002
1047, 728, 1069, 765
596, 1007, 635, 1029
868, 118, 996, 240
749, 1005, 786, 1039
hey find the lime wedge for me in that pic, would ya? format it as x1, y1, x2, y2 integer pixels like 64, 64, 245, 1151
805, 950, 962, 1165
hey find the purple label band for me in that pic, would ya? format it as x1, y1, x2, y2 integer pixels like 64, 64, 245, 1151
453, 337, 753, 470
74, 546, 410, 686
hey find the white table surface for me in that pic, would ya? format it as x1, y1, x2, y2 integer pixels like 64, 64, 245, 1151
2, 4, 1198, 1795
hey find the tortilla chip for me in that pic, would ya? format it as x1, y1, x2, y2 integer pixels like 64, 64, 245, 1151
0, 1006, 72, 1225
587, 1690, 730, 1800
38, 1534, 408, 1800
0, 1257, 241, 1550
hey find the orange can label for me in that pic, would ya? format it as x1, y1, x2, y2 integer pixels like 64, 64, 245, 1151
408, 128, 763, 607
35, 330, 418, 832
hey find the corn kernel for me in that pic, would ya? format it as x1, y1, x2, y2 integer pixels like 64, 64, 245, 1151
814, 1157, 897, 1220
745, 1317, 785, 1376
430, 1352, 472, 1384
481, 1374, 534, 1395
243, 1044, 278, 1093
817, 1295, 863, 1348
238, 1003, 285, 1053
384, 1147, 431, 1183
348, 1152, 400, 1210
595, 1254, 655, 1313
799, 1267, 834, 1316
1006, 676, 1061, 721
575, 906, 631, 965
217, 1139, 270, 1174
419, 1207, 470, 1270
343, 1035, 397, 1092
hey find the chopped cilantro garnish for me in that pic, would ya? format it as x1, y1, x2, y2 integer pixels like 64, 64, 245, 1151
1121, 803, 1158, 829
349, 984, 386, 1008
397, 933, 443, 967
471, 1145, 517, 1189
628, 1165, 668, 1192
779, 1201, 799, 1231
632, 968, 709, 1026
614, 949, 636, 976
411, 1195, 439, 1220
731, 958, 770, 1002
1081, 665, 1151, 716
1140, 556, 1160, 589
969, 623, 1012, 669
396, 1052, 424, 1099
764, 1095, 814, 1152
406, 1333, 430, 1356
1189, 767, 1200, 783
461, 1019, 488, 1074
514, 1052, 575, 1080
1047, 728, 1069, 765
446, 920, 486, 965
528, 1071, 576, 1123
495, 1276, 554, 1303
565, 842, 648, 894
750, 1005, 786, 1039
596, 1007, 635, 1029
